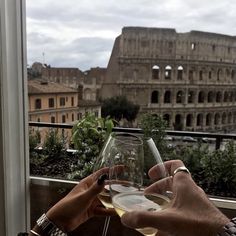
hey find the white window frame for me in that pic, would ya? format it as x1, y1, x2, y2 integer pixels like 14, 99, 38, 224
0, 0, 29, 235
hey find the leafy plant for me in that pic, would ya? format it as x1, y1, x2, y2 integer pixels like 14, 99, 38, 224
69, 114, 116, 179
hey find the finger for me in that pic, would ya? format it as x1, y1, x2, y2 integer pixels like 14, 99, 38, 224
93, 167, 109, 180
121, 209, 176, 233
144, 177, 173, 195
149, 160, 184, 179
82, 181, 105, 200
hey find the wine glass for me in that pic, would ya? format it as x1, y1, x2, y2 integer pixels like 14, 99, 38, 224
93, 133, 114, 236
108, 132, 170, 236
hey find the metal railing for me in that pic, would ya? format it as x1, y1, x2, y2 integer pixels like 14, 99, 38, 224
29, 121, 236, 150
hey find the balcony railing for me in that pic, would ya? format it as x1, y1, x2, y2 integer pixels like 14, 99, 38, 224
29, 121, 236, 234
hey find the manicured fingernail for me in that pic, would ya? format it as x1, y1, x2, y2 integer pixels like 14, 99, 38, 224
97, 174, 108, 185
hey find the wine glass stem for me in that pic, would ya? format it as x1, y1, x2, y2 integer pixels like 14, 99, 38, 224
102, 216, 111, 236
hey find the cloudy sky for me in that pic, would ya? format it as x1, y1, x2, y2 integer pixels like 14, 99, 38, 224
26, 0, 236, 71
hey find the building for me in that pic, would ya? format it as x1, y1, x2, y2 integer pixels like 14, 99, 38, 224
101, 27, 236, 132
28, 79, 101, 123
37, 64, 106, 101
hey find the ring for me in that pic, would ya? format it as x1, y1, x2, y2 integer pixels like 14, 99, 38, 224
173, 166, 191, 176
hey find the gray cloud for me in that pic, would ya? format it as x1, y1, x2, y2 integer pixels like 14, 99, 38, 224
26, 0, 236, 70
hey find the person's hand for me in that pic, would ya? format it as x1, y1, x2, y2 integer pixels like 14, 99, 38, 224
121, 160, 230, 236
45, 168, 115, 232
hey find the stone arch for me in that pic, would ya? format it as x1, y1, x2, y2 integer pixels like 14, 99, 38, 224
186, 114, 193, 127
176, 90, 184, 103
165, 65, 172, 79
164, 90, 171, 103
174, 114, 182, 130
223, 91, 229, 102
228, 112, 232, 123
197, 113, 203, 126
214, 113, 220, 125
207, 91, 214, 103
198, 91, 205, 103
216, 91, 222, 103
206, 113, 212, 126
151, 90, 159, 103
152, 65, 160, 80
222, 112, 227, 124
188, 90, 194, 103
177, 66, 183, 80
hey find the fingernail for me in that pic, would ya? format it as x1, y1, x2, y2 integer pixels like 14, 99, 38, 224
97, 174, 108, 185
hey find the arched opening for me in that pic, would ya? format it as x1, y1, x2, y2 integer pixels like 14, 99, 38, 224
217, 69, 222, 81
165, 65, 172, 79
216, 91, 222, 103
188, 91, 194, 103
177, 66, 183, 80
198, 91, 205, 103
152, 65, 160, 80
176, 90, 183, 103
197, 114, 203, 126
174, 114, 182, 130
222, 112, 227, 124
207, 91, 214, 103
164, 90, 171, 103
186, 114, 193, 127
151, 91, 159, 103
214, 113, 220, 125
206, 113, 212, 126
223, 92, 229, 102
231, 70, 235, 80
228, 112, 232, 123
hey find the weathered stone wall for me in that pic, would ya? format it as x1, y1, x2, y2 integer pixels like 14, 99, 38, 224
101, 27, 236, 132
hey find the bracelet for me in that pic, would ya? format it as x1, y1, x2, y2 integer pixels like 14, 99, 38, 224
217, 217, 236, 236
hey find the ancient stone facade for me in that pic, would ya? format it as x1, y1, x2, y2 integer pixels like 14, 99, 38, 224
101, 27, 236, 132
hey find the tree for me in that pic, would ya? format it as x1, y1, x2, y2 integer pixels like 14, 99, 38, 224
101, 96, 140, 122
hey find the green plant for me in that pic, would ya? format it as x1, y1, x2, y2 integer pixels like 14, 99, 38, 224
69, 113, 116, 179
43, 128, 67, 159
139, 113, 168, 157
29, 128, 41, 152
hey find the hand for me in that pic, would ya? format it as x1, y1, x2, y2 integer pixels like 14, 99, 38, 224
46, 168, 115, 232
121, 160, 230, 236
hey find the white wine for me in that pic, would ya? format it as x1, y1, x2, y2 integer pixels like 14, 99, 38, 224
112, 191, 170, 236
98, 184, 139, 209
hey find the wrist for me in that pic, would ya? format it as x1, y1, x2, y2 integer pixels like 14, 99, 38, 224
217, 217, 236, 236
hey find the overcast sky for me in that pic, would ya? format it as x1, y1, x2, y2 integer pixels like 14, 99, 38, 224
26, 0, 236, 71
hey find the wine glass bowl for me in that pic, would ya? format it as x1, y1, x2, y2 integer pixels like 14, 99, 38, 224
107, 132, 170, 236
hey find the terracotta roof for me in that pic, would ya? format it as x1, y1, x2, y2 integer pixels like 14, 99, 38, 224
28, 79, 78, 94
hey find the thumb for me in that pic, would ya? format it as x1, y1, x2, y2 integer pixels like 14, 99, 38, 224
121, 210, 175, 233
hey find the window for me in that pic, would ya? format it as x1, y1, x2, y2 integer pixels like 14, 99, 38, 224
48, 98, 54, 108
197, 114, 203, 126
208, 91, 214, 103
60, 97, 66, 106
72, 113, 74, 121
51, 116, 55, 123
152, 65, 160, 79
164, 91, 171, 103
35, 99, 41, 109
216, 91, 222, 103
217, 69, 222, 81
188, 91, 194, 103
62, 114, 66, 123
164, 65, 172, 79
176, 91, 183, 103
151, 91, 159, 103
177, 66, 183, 80
198, 91, 205, 103
189, 70, 193, 80
71, 97, 74, 106
191, 43, 196, 50
206, 114, 212, 126
186, 114, 193, 127
209, 71, 212, 79
199, 70, 203, 80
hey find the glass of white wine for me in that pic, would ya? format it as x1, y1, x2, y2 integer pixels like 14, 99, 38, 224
109, 133, 170, 236
93, 133, 114, 236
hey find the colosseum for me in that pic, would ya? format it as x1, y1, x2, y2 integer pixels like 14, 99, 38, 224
100, 27, 236, 132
